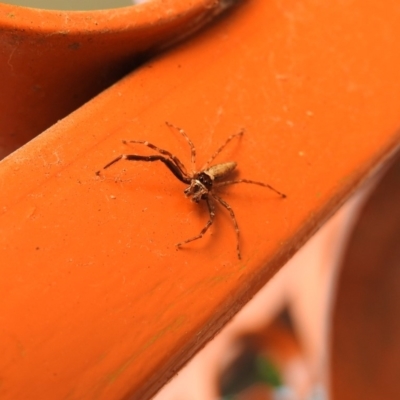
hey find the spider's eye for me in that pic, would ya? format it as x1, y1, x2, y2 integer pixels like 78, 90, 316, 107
198, 172, 212, 189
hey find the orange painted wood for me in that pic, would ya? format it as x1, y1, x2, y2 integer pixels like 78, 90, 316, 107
0, 0, 227, 158
1, 0, 400, 399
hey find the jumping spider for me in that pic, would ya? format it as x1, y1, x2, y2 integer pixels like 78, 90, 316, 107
96, 122, 286, 259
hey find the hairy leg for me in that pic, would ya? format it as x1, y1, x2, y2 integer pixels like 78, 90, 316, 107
211, 193, 241, 259
166, 122, 196, 174
96, 154, 191, 184
123, 140, 188, 176
202, 130, 244, 170
176, 197, 215, 248
214, 179, 286, 198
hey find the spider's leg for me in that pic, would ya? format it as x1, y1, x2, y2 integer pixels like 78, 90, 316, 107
201, 129, 244, 171
96, 155, 125, 172
211, 193, 241, 260
123, 140, 188, 176
176, 197, 215, 248
165, 122, 196, 173
214, 179, 286, 198
96, 154, 191, 184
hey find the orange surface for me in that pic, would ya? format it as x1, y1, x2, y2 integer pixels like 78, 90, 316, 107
0, 0, 226, 158
1, 0, 400, 399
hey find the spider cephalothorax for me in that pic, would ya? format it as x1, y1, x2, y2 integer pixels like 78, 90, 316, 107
184, 162, 236, 203
96, 123, 285, 259
183, 173, 211, 203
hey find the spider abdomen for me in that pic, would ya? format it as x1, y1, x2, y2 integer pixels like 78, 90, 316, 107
204, 161, 237, 181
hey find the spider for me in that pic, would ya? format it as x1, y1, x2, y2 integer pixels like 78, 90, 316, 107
96, 122, 286, 259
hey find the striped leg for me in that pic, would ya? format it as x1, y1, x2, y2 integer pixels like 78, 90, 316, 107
214, 179, 286, 198
201, 130, 244, 170
166, 122, 196, 174
176, 197, 215, 248
212, 193, 241, 260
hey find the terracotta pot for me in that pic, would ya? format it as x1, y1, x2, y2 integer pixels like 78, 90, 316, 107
0, 0, 228, 158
